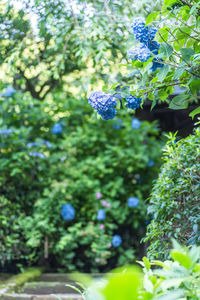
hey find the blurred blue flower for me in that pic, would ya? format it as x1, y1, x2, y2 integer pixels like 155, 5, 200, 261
112, 235, 122, 247
112, 118, 123, 130
0, 129, 12, 135
147, 159, 154, 167
126, 95, 141, 110
29, 152, 45, 158
27, 142, 38, 147
1, 86, 16, 97
145, 220, 151, 225
43, 140, 52, 148
97, 209, 106, 221
127, 197, 139, 208
61, 203, 75, 221
131, 118, 141, 129
52, 123, 63, 134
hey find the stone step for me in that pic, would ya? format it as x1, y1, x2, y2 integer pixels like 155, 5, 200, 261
2, 293, 83, 300
39, 273, 104, 282
22, 282, 83, 295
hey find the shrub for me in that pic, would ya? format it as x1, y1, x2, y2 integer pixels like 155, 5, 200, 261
0, 89, 164, 271
85, 241, 200, 300
143, 127, 200, 259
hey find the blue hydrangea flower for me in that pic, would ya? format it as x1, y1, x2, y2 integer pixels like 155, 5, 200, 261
126, 95, 141, 110
112, 235, 122, 247
52, 123, 63, 134
0, 129, 12, 135
61, 203, 75, 221
131, 118, 141, 129
127, 197, 139, 208
1, 87, 16, 97
97, 108, 116, 120
88, 91, 117, 112
138, 45, 151, 62
151, 58, 164, 71
127, 45, 150, 62
147, 159, 154, 167
148, 27, 157, 41
148, 40, 160, 55
27, 142, 38, 147
29, 152, 45, 158
43, 140, 52, 148
97, 209, 106, 221
127, 47, 139, 61
131, 17, 149, 44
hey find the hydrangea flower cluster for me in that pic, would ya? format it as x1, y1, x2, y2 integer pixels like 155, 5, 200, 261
97, 209, 106, 221
52, 123, 63, 134
147, 159, 154, 167
112, 235, 122, 247
1, 86, 16, 97
43, 140, 52, 148
27, 142, 38, 147
61, 203, 75, 221
127, 44, 151, 62
101, 200, 111, 208
126, 95, 142, 110
0, 129, 12, 135
127, 197, 139, 208
128, 17, 163, 71
88, 91, 117, 120
131, 118, 141, 129
29, 152, 45, 158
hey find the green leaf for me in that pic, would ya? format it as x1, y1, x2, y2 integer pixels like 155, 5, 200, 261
173, 67, 185, 80
170, 250, 193, 269
155, 27, 170, 42
157, 65, 169, 82
189, 106, 200, 119
159, 43, 173, 58
190, 2, 200, 15
180, 48, 195, 62
143, 257, 151, 271
169, 94, 189, 110
162, 0, 178, 9
102, 266, 143, 300
146, 12, 160, 25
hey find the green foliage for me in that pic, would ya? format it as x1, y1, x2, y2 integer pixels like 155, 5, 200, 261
0, 88, 163, 271
0, 0, 159, 100
143, 128, 200, 259
85, 242, 200, 300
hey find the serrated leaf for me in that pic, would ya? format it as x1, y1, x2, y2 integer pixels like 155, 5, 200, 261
159, 43, 173, 58
180, 48, 195, 62
157, 65, 169, 82
173, 67, 185, 80
169, 94, 189, 110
